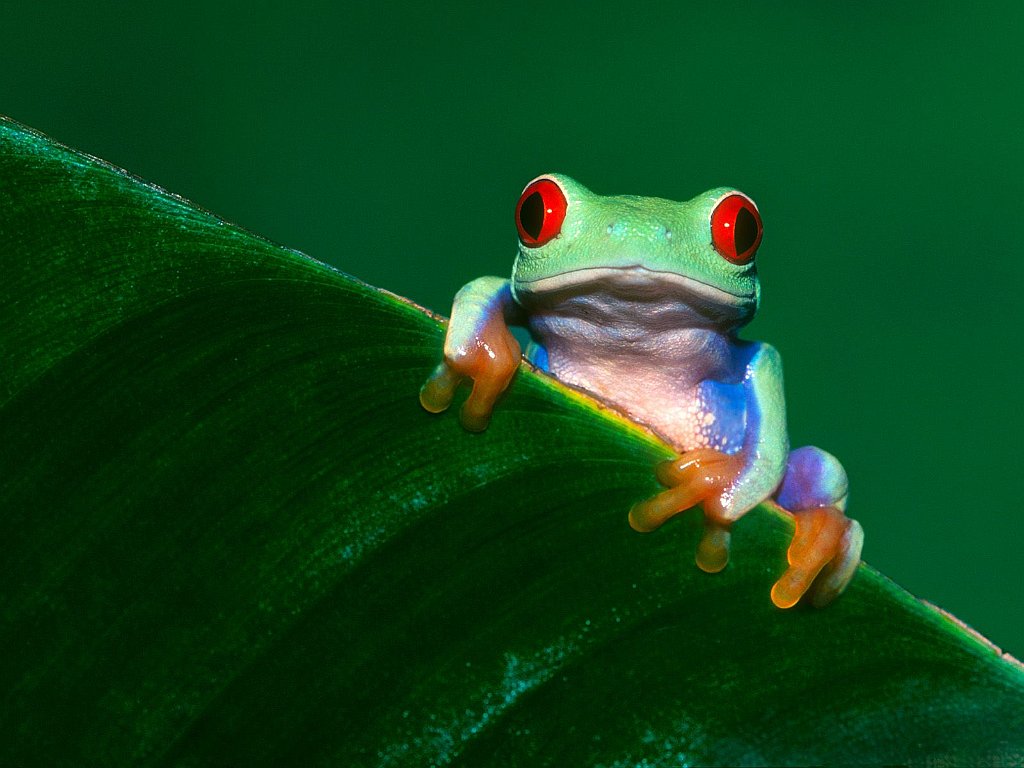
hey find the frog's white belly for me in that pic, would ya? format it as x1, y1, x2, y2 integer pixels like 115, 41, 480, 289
526, 305, 748, 453
543, 351, 741, 452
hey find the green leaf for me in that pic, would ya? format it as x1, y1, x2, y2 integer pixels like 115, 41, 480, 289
1, 115, 1022, 767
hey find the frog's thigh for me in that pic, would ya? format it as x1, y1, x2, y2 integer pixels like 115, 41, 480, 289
774, 446, 848, 512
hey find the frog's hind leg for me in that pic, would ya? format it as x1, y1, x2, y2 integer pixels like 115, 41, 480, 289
771, 446, 864, 609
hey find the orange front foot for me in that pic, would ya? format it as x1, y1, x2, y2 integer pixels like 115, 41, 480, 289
771, 506, 864, 609
419, 313, 521, 432
628, 448, 745, 574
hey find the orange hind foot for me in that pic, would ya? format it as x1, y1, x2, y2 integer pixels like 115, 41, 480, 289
771, 506, 864, 609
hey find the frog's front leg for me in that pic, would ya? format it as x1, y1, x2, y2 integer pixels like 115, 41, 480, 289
419, 276, 524, 431
629, 447, 749, 574
629, 343, 790, 576
771, 446, 864, 608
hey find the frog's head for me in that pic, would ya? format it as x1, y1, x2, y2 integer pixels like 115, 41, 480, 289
511, 173, 762, 329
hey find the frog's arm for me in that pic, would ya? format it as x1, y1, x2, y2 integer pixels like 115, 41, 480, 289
419, 276, 524, 431
629, 341, 788, 571
725, 340, 790, 518
442, 277, 525, 356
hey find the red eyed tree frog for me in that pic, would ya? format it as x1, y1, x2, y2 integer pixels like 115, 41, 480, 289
420, 174, 863, 609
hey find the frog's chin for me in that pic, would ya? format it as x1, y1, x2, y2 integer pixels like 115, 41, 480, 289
514, 265, 756, 327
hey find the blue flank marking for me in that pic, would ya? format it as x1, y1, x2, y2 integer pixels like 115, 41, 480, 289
524, 341, 549, 372
697, 378, 747, 454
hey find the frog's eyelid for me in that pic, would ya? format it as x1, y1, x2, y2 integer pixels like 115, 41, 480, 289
708, 188, 759, 212
520, 172, 559, 195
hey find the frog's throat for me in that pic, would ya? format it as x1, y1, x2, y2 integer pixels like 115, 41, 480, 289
513, 265, 755, 307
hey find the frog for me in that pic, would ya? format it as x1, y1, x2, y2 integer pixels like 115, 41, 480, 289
419, 173, 863, 609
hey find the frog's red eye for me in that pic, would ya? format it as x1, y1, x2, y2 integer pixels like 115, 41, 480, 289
711, 193, 762, 265
516, 178, 567, 247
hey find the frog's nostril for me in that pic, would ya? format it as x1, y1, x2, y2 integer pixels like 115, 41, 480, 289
607, 222, 626, 237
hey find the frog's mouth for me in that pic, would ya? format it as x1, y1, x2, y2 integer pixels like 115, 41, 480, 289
514, 265, 757, 325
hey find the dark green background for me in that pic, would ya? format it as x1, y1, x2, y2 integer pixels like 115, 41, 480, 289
4, 3, 1022, 656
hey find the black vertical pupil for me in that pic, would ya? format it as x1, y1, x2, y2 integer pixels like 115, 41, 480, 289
519, 191, 545, 240
734, 206, 758, 255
